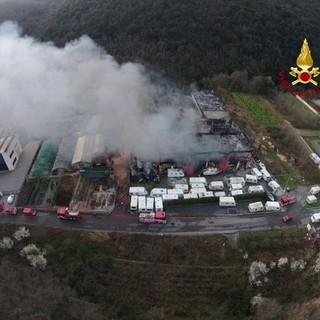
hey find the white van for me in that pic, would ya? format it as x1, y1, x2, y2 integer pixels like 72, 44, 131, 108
245, 174, 258, 184
230, 190, 243, 196
208, 181, 224, 191
268, 180, 281, 192
248, 201, 264, 213
251, 168, 262, 180
227, 177, 245, 187
306, 195, 317, 204
311, 213, 320, 223
248, 185, 264, 193
265, 201, 281, 212
260, 169, 272, 182
219, 196, 236, 207
310, 186, 320, 195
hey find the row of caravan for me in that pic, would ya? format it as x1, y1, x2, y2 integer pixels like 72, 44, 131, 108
130, 196, 164, 212
248, 201, 281, 212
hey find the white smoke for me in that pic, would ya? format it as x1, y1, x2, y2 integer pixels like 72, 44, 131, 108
0, 21, 198, 159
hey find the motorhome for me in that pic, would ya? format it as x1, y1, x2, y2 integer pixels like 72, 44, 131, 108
248, 185, 264, 193
245, 174, 258, 184
310, 213, 320, 224
150, 188, 167, 197
230, 189, 244, 196
146, 197, 154, 211
268, 180, 281, 193
219, 196, 236, 207
129, 187, 148, 196
248, 201, 264, 213
130, 195, 138, 211
154, 197, 163, 211
208, 181, 224, 191
264, 201, 281, 212
226, 177, 245, 187
251, 168, 262, 180
189, 177, 207, 187
138, 196, 147, 211
167, 168, 185, 178
310, 185, 320, 195
260, 169, 272, 182
174, 183, 189, 193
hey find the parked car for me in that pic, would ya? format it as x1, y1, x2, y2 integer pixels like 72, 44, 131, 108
282, 214, 293, 223
7, 194, 14, 204
5, 207, 17, 215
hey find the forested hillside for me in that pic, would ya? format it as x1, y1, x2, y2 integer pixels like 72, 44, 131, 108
1, 0, 320, 84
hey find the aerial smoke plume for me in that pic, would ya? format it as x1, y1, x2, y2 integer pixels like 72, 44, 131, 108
0, 21, 198, 159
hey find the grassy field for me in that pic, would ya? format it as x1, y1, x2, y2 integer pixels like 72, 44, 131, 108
1, 224, 320, 320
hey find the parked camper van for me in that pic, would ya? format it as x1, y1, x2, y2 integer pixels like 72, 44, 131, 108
268, 180, 281, 193
150, 188, 167, 197
129, 187, 148, 196
189, 177, 207, 187
245, 174, 258, 184
138, 196, 147, 211
219, 196, 236, 207
248, 201, 264, 213
310, 186, 320, 195
260, 169, 272, 182
251, 168, 262, 180
130, 195, 138, 211
226, 177, 245, 187
265, 201, 281, 212
307, 195, 317, 205
248, 185, 264, 193
146, 197, 154, 211
310, 213, 320, 224
208, 181, 224, 191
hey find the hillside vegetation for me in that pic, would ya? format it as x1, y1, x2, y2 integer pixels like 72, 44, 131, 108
0, 0, 320, 85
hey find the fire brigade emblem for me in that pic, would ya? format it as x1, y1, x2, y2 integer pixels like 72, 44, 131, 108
290, 38, 319, 85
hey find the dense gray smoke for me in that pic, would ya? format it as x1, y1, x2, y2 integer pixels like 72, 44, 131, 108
0, 21, 199, 159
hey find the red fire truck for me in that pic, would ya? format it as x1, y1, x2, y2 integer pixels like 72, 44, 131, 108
139, 211, 167, 224
57, 207, 81, 221
279, 194, 296, 206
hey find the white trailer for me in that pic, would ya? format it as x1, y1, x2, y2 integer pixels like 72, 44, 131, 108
191, 183, 206, 189
230, 189, 244, 196
306, 195, 317, 204
155, 197, 163, 211
167, 188, 184, 197
167, 168, 185, 178
150, 188, 167, 197
229, 183, 243, 191
310, 185, 320, 195
138, 196, 147, 211
174, 183, 189, 193
208, 180, 224, 191
248, 201, 264, 213
265, 201, 281, 212
245, 174, 258, 184
268, 180, 281, 192
130, 195, 138, 211
260, 168, 272, 182
162, 194, 179, 201
190, 187, 207, 194
214, 191, 226, 197
146, 197, 154, 211
311, 213, 320, 223
198, 191, 214, 198
189, 177, 207, 187
226, 177, 245, 187
248, 185, 264, 193
219, 196, 236, 207
129, 187, 148, 196
251, 168, 262, 180
183, 193, 198, 199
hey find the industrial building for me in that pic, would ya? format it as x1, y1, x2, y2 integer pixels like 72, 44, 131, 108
0, 135, 22, 171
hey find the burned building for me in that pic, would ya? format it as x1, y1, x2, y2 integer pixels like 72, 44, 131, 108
0, 135, 22, 171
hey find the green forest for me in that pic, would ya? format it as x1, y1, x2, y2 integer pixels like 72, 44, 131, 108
3, 0, 320, 85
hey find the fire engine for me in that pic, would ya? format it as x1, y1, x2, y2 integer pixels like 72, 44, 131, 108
23, 207, 37, 216
279, 194, 296, 206
139, 211, 167, 224
57, 207, 81, 221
